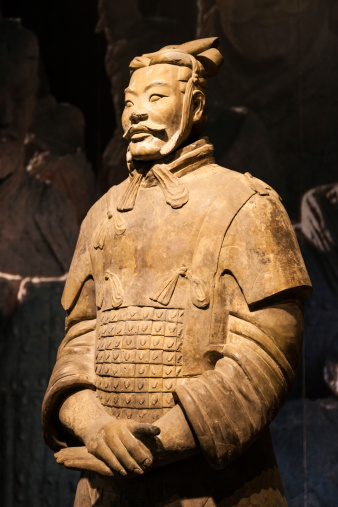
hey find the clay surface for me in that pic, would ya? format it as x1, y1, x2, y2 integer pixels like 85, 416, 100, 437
42, 38, 312, 506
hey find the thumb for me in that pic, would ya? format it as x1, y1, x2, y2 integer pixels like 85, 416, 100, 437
132, 423, 161, 437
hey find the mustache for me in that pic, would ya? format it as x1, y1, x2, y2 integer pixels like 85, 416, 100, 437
123, 122, 167, 140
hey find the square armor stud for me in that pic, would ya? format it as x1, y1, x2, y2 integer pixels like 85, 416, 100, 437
111, 378, 120, 391
176, 339, 183, 351
122, 336, 136, 349
167, 309, 178, 323
153, 309, 166, 321
136, 378, 149, 392
150, 350, 163, 364
136, 349, 150, 363
177, 310, 184, 324
112, 337, 122, 348
139, 321, 152, 335
125, 321, 139, 335
177, 324, 184, 338
115, 322, 125, 335
141, 307, 154, 320
105, 338, 113, 349
136, 335, 151, 349
150, 336, 164, 350
149, 364, 163, 377
127, 307, 141, 320
165, 322, 177, 337
151, 321, 165, 335
163, 351, 175, 365
164, 337, 176, 351
149, 393, 163, 408
163, 366, 175, 377
163, 379, 175, 392
122, 349, 136, 363
120, 393, 136, 408
96, 351, 104, 363
163, 393, 175, 408
109, 363, 121, 377
135, 393, 149, 409
175, 366, 183, 377
106, 323, 115, 336
148, 378, 163, 392
135, 364, 150, 377
109, 310, 118, 323
111, 349, 121, 362
176, 353, 183, 365
120, 363, 136, 378
104, 350, 111, 362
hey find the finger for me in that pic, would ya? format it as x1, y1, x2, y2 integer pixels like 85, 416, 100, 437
55, 447, 89, 461
63, 458, 114, 477
90, 441, 127, 477
104, 434, 144, 475
119, 432, 154, 469
132, 423, 161, 437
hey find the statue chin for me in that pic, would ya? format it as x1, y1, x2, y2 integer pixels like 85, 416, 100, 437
129, 130, 182, 162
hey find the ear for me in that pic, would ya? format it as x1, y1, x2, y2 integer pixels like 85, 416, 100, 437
192, 90, 205, 124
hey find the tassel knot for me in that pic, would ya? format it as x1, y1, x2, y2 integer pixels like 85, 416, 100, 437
94, 210, 126, 250
150, 265, 209, 308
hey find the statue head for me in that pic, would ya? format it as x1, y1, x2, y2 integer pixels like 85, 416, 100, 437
0, 20, 39, 178
122, 38, 223, 162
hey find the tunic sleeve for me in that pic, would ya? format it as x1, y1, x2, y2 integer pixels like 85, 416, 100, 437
174, 192, 311, 469
42, 218, 97, 452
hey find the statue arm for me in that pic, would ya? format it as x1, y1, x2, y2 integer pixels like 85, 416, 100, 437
42, 219, 98, 451
174, 298, 304, 469
172, 193, 310, 469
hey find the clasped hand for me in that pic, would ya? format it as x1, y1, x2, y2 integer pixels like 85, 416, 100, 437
55, 417, 160, 477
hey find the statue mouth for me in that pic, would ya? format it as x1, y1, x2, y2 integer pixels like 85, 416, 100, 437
123, 123, 166, 141
130, 127, 153, 142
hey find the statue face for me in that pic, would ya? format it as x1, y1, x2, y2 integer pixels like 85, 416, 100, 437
217, 0, 323, 62
122, 64, 186, 161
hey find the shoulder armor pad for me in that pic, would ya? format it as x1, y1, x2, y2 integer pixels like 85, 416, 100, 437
244, 172, 282, 201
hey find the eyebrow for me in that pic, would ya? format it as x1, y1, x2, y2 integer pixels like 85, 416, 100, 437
124, 80, 168, 95
124, 87, 136, 95
145, 80, 167, 91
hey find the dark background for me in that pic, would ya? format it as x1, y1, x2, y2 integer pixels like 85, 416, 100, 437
0, 0, 114, 172
0, 1, 338, 505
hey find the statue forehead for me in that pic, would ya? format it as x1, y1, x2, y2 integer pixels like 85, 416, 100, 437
127, 64, 187, 91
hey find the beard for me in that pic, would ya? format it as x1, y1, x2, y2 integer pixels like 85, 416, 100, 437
124, 121, 183, 161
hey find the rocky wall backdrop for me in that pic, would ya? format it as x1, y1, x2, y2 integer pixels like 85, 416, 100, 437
0, 1, 337, 505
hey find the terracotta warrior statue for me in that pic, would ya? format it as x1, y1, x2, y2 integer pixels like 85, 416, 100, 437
0, 19, 79, 319
42, 38, 312, 506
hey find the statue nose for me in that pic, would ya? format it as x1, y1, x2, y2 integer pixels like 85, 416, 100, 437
130, 112, 148, 124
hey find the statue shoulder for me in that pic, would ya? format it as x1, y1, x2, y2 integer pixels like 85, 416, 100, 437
210, 164, 281, 202
221, 185, 312, 306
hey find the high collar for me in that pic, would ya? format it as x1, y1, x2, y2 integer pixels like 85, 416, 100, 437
118, 138, 215, 212
128, 137, 215, 186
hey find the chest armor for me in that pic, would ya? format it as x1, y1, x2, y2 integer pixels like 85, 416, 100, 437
90, 166, 254, 422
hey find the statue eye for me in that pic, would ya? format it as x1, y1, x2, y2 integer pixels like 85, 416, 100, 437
149, 94, 164, 102
125, 100, 134, 107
